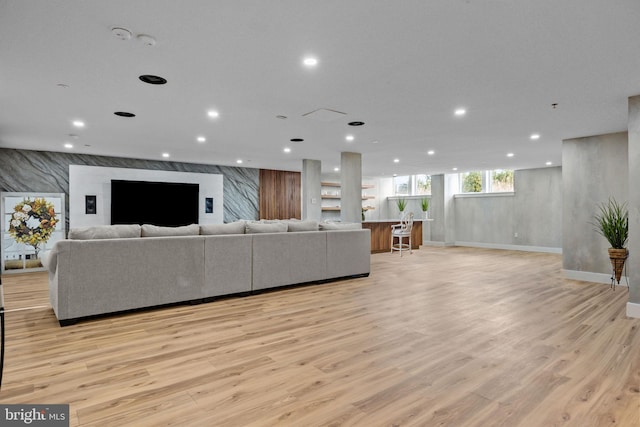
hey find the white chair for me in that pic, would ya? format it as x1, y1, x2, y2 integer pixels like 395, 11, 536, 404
390, 212, 414, 256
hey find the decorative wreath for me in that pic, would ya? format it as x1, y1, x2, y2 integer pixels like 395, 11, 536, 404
8, 198, 58, 249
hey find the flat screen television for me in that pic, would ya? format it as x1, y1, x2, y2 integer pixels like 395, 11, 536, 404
111, 180, 199, 226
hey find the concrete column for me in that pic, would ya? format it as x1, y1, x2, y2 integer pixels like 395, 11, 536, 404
429, 175, 445, 242
426, 173, 456, 245
302, 159, 322, 221
628, 95, 640, 316
443, 173, 459, 245
340, 152, 362, 223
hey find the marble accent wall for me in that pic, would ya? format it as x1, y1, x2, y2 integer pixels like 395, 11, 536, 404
0, 148, 259, 231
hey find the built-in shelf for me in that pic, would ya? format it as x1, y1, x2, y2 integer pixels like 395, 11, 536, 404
321, 195, 376, 200
321, 181, 376, 217
321, 182, 375, 189
322, 206, 376, 212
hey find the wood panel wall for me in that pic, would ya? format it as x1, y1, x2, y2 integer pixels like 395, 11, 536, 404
259, 169, 301, 220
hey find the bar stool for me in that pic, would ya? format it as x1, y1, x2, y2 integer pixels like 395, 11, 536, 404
390, 212, 414, 256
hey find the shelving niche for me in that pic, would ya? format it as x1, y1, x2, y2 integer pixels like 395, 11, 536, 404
321, 182, 376, 214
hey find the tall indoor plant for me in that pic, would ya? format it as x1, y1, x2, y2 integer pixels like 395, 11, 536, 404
593, 197, 629, 284
420, 198, 429, 219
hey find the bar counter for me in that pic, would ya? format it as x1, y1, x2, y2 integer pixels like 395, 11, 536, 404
362, 219, 426, 253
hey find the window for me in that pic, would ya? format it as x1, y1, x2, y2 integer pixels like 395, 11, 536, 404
393, 175, 410, 195
393, 174, 432, 196
415, 174, 431, 195
461, 171, 483, 193
490, 169, 514, 192
459, 169, 514, 194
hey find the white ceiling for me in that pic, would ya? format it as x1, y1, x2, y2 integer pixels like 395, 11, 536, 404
2, 0, 640, 177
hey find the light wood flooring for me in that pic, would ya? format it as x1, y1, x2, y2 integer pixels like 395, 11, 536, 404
0, 246, 638, 426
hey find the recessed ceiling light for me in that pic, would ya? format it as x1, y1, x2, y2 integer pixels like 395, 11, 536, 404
236, 159, 243, 164
303, 57, 318, 67
452, 167, 458, 171
345, 135, 355, 142
197, 136, 206, 143
64, 143, 73, 149
290, 138, 304, 142
427, 150, 435, 155
546, 161, 553, 166
393, 158, 400, 163
139, 75, 167, 85
454, 108, 466, 116
162, 152, 170, 158
530, 134, 540, 140
348, 121, 365, 126
507, 153, 515, 157
334, 167, 340, 172
207, 110, 219, 118
72, 120, 85, 128
283, 147, 291, 153
114, 111, 135, 117
371, 140, 379, 144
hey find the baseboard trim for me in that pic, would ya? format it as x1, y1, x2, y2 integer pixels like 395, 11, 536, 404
563, 269, 629, 285
627, 302, 640, 319
454, 241, 562, 254
421, 241, 450, 247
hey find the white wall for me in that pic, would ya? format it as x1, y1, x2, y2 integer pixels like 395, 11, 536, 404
562, 132, 628, 276
69, 165, 223, 228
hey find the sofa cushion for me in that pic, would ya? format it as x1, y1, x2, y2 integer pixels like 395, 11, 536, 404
68, 224, 141, 240
245, 221, 288, 234
141, 224, 200, 237
200, 221, 246, 235
319, 222, 362, 230
286, 219, 319, 232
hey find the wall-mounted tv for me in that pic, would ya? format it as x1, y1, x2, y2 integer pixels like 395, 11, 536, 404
111, 180, 199, 226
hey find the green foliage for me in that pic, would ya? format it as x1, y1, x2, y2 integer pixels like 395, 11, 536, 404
593, 198, 628, 249
420, 198, 429, 212
416, 175, 431, 195
396, 198, 407, 212
462, 171, 482, 192
491, 170, 514, 192
493, 170, 513, 184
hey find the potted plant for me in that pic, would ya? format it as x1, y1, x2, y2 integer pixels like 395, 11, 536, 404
396, 198, 407, 219
420, 198, 429, 219
593, 197, 629, 284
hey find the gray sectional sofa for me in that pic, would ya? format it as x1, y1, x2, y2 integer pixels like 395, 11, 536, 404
43, 220, 370, 325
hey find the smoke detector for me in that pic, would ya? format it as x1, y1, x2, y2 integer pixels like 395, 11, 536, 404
137, 34, 156, 46
111, 27, 132, 40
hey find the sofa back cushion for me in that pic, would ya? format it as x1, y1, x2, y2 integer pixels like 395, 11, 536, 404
141, 224, 200, 237
68, 224, 141, 240
286, 219, 319, 232
319, 222, 362, 230
200, 221, 246, 235
245, 221, 288, 234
